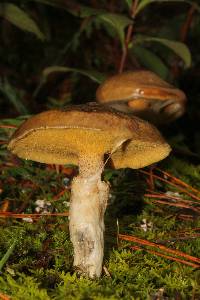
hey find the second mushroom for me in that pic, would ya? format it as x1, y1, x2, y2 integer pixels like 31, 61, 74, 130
8, 102, 171, 278
96, 70, 186, 124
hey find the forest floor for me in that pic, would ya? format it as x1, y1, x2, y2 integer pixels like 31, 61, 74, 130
0, 120, 200, 300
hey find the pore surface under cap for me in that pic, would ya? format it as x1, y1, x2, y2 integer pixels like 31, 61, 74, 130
110, 116, 171, 169
8, 103, 136, 165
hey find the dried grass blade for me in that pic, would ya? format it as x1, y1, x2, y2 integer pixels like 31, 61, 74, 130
131, 246, 200, 268
119, 234, 200, 264
155, 167, 200, 195
140, 170, 200, 202
0, 212, 69, 218
152, 199, 200, 213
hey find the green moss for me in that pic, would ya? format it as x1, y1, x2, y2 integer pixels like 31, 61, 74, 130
0, 145, 200, 298
0, 274, 50, 300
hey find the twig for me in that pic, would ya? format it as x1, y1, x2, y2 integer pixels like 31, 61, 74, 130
180, 4, 196, 42
118, 0, 138, 73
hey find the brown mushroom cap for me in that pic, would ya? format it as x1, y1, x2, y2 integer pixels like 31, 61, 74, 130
8, 102, 171, 169
96, 71, 186, 104
7, 103, 136, 165
96, 71, 186, 123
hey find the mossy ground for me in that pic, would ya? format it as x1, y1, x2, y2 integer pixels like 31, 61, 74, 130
0, 124, 200, 299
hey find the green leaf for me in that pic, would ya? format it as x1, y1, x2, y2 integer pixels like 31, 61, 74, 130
0, 78, 29, 114
125, 0, 133, 9
98, 13, 132, 47
34, 66, 106, 98
66, 4, 103, 17
131, 45, 169, 79
65, 5, 132, 47
0, 3, 45, 40
28, 0, 67, 10
27, 2, 132, 47
42, 66, 107, 84
133, 36, 192, 67
30, 0, 100, 15
135, 0, 200, 15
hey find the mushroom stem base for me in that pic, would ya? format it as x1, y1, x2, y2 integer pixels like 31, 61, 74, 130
69, 173, 109, 278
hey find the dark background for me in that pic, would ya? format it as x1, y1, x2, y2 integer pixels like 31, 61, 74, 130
0, 0, 200, 158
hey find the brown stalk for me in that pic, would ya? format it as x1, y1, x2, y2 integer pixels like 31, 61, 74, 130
180, 4, 196, 42
131, 245, 200, 268
118, 234, 200, 264
118, 0, 138, 73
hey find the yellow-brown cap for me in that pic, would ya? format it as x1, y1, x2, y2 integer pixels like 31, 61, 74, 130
8, 103, 170, 170
7, 103, 136, 165
96, 71, 186, 123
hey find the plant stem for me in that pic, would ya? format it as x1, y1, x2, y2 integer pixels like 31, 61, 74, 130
118, 0, 138, 73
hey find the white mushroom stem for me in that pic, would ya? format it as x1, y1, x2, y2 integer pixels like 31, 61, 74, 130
69, 154, 109, 278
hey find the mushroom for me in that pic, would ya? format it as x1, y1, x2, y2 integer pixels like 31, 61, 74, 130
7, 102, 171, 278
96, 70, 187, 124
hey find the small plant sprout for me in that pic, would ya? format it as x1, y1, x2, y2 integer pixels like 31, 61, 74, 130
96, 71, 187, 124
0, 239, 17, 272
8, 102, 170, 278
